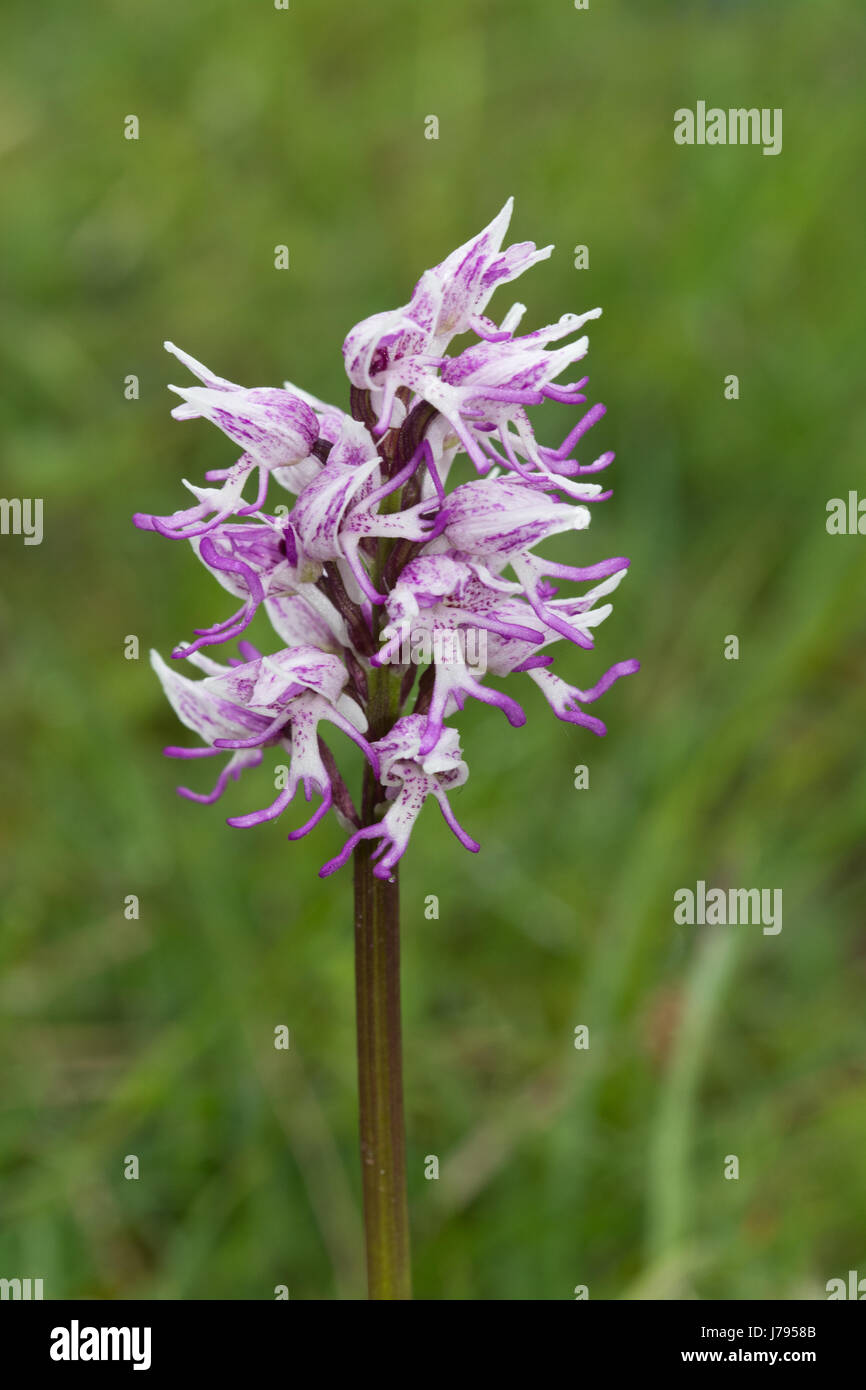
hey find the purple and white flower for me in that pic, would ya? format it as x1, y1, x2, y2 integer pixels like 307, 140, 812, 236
289, 415, 437, 604
151, 645, 377, 838
342, 197, 552, 398
176, 520, 348, 658
319, 716, 479, 880
133, 344, 319, 540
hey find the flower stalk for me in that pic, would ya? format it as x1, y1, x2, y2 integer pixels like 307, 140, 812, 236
352, 639, 411, 1299
353, 801, 411, 1300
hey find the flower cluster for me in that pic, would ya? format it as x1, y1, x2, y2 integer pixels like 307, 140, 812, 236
136, 199, 638, 880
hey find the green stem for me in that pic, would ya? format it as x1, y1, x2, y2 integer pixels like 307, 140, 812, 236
353, 666, 411, 1299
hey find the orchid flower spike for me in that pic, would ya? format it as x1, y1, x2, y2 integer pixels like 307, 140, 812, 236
136, 199, 638, 875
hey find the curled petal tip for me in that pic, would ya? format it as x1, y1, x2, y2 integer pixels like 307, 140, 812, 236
318, 858, 342, 879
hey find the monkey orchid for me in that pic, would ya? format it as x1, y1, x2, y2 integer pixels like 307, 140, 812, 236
134, 198, 638, 1300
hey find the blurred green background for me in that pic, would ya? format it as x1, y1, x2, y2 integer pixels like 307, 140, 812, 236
1, 0, 865, 1300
